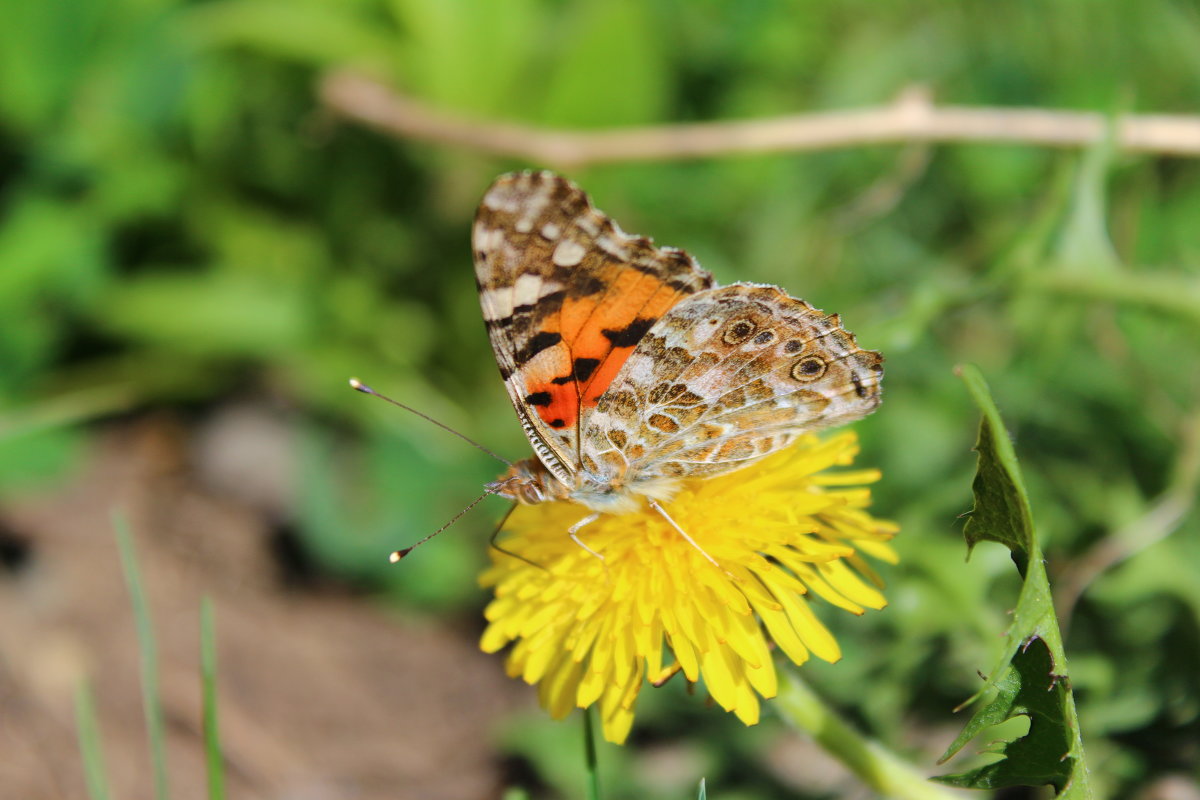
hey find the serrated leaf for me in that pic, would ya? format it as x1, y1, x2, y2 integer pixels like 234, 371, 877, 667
938, 366, 1093, 798
936, 637, 1074, 791
958, 364, 1034, 574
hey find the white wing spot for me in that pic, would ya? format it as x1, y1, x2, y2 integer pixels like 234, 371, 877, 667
473, 224, 504, 251
552, 239, 587, 267
515, 217, 533, 233
480, 287, 514, 319
541, 223, 561, 240
597, 235, 629, 260
512, 273, 550, 306
483, 193, 519, 213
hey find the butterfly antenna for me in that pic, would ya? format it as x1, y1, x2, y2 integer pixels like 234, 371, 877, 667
349, 378, 511, 466
390, 484, 506, 563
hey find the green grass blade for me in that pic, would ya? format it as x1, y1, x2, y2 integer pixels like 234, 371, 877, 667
581, 708, 600, 800
114, 511, 172, 800
74, 680, 113, 800
697, 777, 706, 800
201, 597, 225, 800
0, 385, 134, 443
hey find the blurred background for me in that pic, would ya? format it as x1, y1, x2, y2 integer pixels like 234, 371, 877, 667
2, 1, 1199, 798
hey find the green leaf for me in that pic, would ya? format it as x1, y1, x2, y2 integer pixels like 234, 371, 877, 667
1022, 269, 1200, 328
538, 0, 669, 128
937, 637, 1076, 791
0, 386, 135, 442
183, 0, 397, 70
957, 364, 1034, 574
388, 0, 540, 115
937, 366, 1092, 797
1054, 115, 1120, 272
98, 272, 307, 357
0, 0, 106, 132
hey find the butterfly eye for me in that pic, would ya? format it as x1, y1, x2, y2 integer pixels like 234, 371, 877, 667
723, 319, 757, 344
791, 356, 827, 381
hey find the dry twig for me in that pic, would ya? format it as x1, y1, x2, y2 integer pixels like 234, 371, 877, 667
319, 72, 1200, 167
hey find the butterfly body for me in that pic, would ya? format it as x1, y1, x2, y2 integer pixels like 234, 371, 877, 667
475, 171, 882, 515
488, 456, 678, 513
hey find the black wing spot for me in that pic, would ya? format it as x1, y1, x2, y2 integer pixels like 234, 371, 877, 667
723, 318, 757, 345
515, 331, 562, 364
549, 357, 602, 385
551, 270, 606, 296
601, 317, 656, 348
791, 356, 827, 381
572, 357, 600, 381
524, 391, 553, 406
548, 418, 567, 428
850, 373, 867, 398
512, 290, 566, 317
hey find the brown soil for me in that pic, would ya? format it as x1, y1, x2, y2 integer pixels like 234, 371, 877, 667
0, 416, 531, 800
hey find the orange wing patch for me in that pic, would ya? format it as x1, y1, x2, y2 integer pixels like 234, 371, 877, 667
474, 172, 713, 474
520, 267, 691, 432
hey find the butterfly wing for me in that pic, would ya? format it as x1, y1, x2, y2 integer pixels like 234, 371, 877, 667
474, 171, 714, 483
579, 284, 883, 484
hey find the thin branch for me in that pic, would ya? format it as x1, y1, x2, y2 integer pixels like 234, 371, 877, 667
319, 72, 1200, 167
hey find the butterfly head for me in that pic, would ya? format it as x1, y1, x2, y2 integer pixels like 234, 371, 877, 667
488, 458, 572, 506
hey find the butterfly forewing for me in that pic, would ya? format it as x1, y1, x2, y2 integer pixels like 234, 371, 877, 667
473, 171, 713, 480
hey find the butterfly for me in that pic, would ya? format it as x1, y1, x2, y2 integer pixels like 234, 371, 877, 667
475, 171, 882, 539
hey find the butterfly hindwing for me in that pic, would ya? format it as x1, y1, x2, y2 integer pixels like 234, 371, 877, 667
579, 284, 883, 483
474, 171, 714, 480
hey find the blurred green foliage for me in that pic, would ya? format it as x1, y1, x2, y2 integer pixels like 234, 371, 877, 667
3, 0, 1199, 797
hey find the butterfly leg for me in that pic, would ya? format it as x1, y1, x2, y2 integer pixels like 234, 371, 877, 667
647, 499, 728, 574
568, 513, 604, 561
488, 502, 547, 570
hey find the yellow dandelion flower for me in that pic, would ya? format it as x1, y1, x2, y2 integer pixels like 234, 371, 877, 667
479, 431, 898, 745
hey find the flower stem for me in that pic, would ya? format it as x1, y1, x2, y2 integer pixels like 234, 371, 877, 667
581, 708, 601, 800
774, 669, 959, 800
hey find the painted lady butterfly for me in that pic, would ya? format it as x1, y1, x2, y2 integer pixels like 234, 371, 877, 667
476, 171, 882, 530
